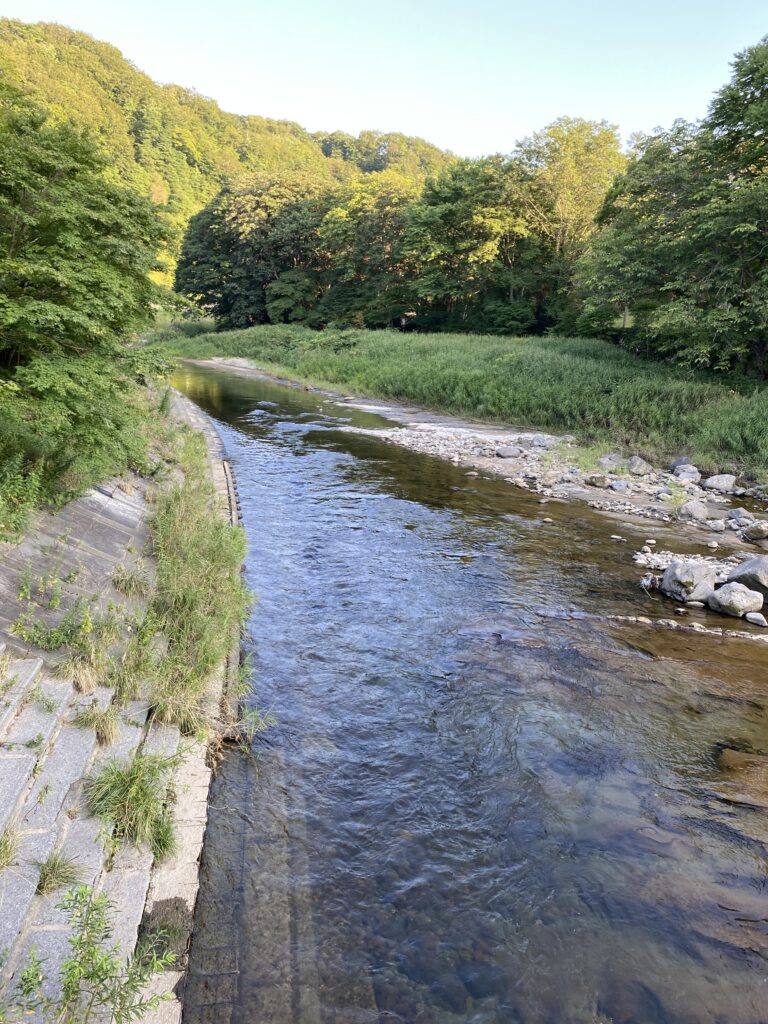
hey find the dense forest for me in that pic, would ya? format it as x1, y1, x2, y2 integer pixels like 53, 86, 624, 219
0, 19, 449, 280
177, 36, 768, 373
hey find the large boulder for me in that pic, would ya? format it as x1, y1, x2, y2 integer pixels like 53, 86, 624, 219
660, 560, 717, 602
743, 521, 768, 542
703, 474, 737, 492
677, 499, 709, 523
496, 445, 524, 459
598, 453, 626, 469
628, 455, 652, 476
708, 582, 764, 618
727, 556, 768, 597
585, 473, 610, 488
674, 464, 701, 483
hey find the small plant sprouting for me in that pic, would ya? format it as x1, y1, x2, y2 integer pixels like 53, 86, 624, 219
25, 732, 45, 751
37, 782, 52, 806
28, 682, 57, 714
0, 827, 18, 871
35, 851, 82, 895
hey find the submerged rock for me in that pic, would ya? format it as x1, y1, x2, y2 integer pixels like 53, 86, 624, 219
708, 582, 764, 618
703, 474, 737, 493
660, 560, 717, 602
727, 556, 768, 597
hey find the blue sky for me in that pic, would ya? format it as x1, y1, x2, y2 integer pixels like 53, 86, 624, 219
3, 0, 766, 154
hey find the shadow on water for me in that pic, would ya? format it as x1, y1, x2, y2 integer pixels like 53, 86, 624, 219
174, 364, 768, 1024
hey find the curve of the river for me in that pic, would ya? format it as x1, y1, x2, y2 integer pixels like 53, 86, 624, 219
174, 363, 768, 1024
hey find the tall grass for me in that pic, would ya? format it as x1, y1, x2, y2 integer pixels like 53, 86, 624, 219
149, 324, 768, 479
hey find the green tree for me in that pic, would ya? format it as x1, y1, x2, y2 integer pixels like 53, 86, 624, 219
0, 83, 165, 366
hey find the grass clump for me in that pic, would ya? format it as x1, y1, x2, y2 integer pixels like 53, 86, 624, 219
112, 564, 151, 600
35, 851, 82, 895
73, 700, 120, 746
85, 754, 178, 861
0, 827, 18, 871
151, 323, 768, 480
146, 431, 249, 732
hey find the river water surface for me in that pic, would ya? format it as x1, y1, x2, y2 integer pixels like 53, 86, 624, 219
174, 364, 768, 1024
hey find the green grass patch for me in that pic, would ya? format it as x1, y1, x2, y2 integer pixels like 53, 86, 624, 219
149, 323, 768, 481
35, 851, 82, 895
85, 754, 178, 861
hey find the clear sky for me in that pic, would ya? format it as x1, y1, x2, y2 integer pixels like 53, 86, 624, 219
3, 0, 766, 155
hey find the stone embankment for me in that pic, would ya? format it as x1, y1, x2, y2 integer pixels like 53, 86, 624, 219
0, 392, 240, 1022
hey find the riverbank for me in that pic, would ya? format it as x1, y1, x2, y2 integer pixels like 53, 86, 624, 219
147, 323, 768, 481
179, 357, 768, 640
0, 392, 246, 1023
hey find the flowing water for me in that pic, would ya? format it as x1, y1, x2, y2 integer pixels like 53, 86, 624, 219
174, 363, 768, 1024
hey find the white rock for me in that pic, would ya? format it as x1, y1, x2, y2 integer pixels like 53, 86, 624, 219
708, 582, 764, 617
703, 474, 737, 493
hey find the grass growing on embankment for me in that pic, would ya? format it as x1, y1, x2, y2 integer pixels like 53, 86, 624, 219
150, 324, 768, 480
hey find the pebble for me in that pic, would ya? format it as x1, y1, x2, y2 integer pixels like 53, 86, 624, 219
542, 517, 553, 523
707, 541, 719, 549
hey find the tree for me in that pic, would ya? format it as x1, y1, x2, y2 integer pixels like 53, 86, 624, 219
0, 83, 165, 366
576, 36, 768, 372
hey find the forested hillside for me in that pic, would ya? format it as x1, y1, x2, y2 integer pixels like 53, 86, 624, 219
0, 19, 449, 277
177, 36, 768, 374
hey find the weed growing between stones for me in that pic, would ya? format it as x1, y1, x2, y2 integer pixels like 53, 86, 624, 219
72, 701, 120, 746
0, 828, 18, 871
35, 852, 82, 895
85, 754, 179, 862
0, 886, 175, 1023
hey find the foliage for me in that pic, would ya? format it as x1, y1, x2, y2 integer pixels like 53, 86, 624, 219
85, 754, 178, 861
0, 19, 449, 278
0, 885, 175, 1023
576, 36, 768, 371
176, 119, 624, 334
151, 323, 768, 480
73, 700, 120, 746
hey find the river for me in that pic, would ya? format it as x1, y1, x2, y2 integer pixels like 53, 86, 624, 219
173, 363, 768, 1024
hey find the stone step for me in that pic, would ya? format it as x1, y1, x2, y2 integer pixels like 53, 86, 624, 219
0, 677, 74, 788
0, 658, 45, 738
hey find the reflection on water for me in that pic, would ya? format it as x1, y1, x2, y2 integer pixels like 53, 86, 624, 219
175, 365, 768, 1024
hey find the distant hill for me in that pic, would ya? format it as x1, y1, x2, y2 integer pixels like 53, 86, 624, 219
0, 19, 450, 273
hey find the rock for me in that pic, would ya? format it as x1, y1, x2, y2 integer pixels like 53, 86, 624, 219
708, 582, 764, 617
585, 473, 610, 489
707, 541, 719, 549
705, 519, 726, 533
727, 507, 755, 521
610, 480, 631, 493
496, 446, 523, 459
628, 455, 652, 476
746, 612, 768, 627
539, 470, 561, 487
674, 465, 701, 483
598, 453, 626, 469
743, 521, 768, 542
703, 474, 737, 493
727, 556, 768, 597
677, 499, 709, 523
671, 457, 692, 470
686, 600, 706, 608
529, 434, 550, 447
542, 516, 553, 523
660, 560, 717, 602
